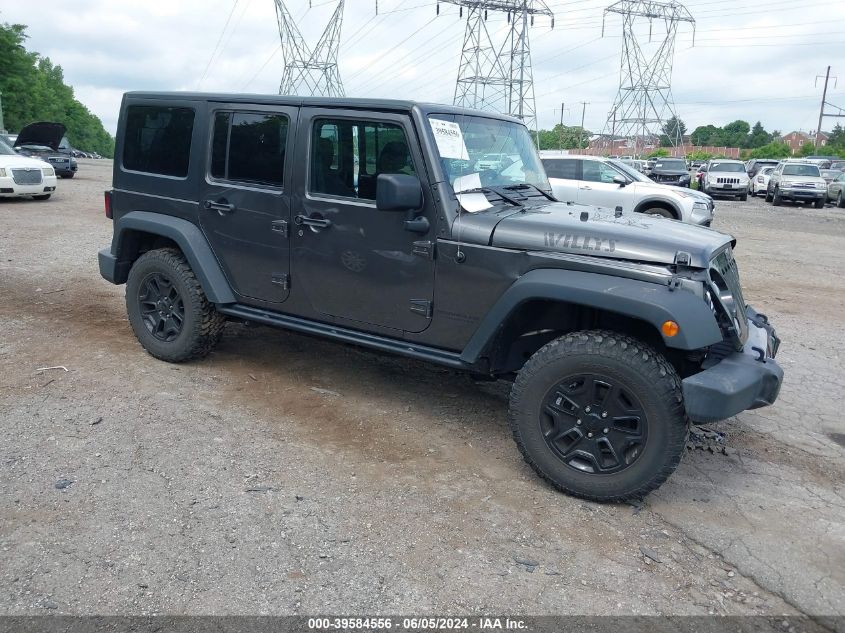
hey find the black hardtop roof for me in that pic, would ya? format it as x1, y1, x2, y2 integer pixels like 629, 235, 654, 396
123, 91, 524, 124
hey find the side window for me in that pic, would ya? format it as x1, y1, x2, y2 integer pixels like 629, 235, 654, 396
123, 105, 195, 177
582, 160, 620, 184
542, 158, 577, 180
310, 118, 415, 201
210, 111, 288, 187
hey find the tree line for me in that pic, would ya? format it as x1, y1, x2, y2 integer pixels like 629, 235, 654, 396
536, 115, 845, 159
0, 21, 114, 157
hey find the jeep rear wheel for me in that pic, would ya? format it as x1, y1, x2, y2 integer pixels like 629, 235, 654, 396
508, 331, 688, 502
126, 248, 226, 362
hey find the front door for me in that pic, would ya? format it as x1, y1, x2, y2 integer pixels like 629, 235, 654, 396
291, 109, 436, 333
199, 103, 297, 304
578, 159, 628, 208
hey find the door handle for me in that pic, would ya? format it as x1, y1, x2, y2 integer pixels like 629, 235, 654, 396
295, 214, 332, 229
204, 199, 235, 214
579, 185, 592, 190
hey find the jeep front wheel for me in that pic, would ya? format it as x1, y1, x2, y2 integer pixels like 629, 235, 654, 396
508, 331, 688, 502
125, 248, 226, 362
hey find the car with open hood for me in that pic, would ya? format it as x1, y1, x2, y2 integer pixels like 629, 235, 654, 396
98, 93, 783, 502
13, 121, 78, 178
0, 136, 57, 200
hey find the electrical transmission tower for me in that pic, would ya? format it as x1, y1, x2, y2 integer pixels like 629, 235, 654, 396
275, 0, 345, 97
440, 1, 553, 133
601, 0, 695, 156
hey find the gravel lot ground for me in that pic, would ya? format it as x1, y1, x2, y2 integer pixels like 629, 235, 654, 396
0, 160, 843, 626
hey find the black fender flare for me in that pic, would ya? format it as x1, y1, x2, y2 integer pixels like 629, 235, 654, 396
460, 268, 723, 363
110, 211, 235, 304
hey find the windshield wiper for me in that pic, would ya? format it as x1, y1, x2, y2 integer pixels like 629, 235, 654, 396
457, 187, 523, 207
502, 183, 556, 201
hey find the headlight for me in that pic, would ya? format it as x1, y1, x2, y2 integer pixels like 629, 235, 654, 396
42, 167, 54, 177
693, 202, 709, 210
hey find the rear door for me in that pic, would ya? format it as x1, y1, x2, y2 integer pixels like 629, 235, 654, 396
542, 158, 580, 202
199, 103, 297, 304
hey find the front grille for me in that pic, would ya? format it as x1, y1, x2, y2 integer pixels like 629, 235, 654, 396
11, 168, 43, 185
791, 182, 816, 189
656, 175, 680, 182
716, 177, 740, 184
710, 248, 748, 346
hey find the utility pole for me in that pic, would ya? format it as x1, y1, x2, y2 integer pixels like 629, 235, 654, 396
817, 66, 831, 148
554, 102, 569, 150
580, 101, 588, 151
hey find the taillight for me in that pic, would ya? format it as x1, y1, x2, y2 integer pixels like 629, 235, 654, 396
104, 190, 113, 219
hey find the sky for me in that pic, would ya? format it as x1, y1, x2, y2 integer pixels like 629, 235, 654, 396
2, 0, 844, 138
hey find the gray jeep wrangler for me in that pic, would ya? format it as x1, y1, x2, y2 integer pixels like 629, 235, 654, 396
99, 93, 783, 501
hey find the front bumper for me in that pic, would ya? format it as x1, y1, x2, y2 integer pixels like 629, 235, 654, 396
779, 187, 825, 201
0, 175, 58, 197
682, 306, 783, 424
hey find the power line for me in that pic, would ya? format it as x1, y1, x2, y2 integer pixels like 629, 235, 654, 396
196, 0, 241, 89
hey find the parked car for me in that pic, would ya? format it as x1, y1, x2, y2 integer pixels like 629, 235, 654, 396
620, 158, 646, 173
0, 136, 58, 200
766, 161, 827, 208
746, 159, 779, 179
701, 159, 750, 200
13, 122, 78, 178
695, 163, 708, 189
826, 172, 845, 208
830, 160, 845, 172
820, 168, 841, 184
648, 157, 691, 187
749, 166, 775, 197
98, 92, 783, 501
541, 154, 714, 225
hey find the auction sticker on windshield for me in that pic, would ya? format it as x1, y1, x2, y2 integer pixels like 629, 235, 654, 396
430, 118, 469, 160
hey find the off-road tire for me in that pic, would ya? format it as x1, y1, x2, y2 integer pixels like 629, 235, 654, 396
125, 248, 225, 363
32, 194, 51, 201
814, 198, 825, 209
772, 187, 782, 206
508, 330, 688, 502
838, 191, 845, 209
643, 207, 675, 219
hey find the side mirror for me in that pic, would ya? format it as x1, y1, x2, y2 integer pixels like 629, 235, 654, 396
613, 175, 628, 187
376, 173, 423, 212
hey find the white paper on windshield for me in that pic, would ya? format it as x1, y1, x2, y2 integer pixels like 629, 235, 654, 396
429, 118, 469, 160
451, 172, 492, 213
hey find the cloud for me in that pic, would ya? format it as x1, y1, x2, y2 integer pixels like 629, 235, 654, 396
2, 0, 844, 136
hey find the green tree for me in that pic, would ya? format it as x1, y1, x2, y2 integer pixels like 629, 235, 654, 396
646, 148, 670, 158
827, 124, 845, 150
660, 116, 686, 147
0, 21, 114, 157
536, 124, 591, 151
722, 120, 751, 148
747, 142, 792, 159
798, 142, 816, 157
690, 125, 722, 146
748, 121, 772, 149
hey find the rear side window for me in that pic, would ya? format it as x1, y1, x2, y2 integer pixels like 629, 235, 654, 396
123, 105, 195, 177
211, 111, 288, 187
542, 158, 578, 180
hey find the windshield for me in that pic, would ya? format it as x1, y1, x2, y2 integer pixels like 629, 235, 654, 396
761, 167, 775, 176
831, 161, 845, 170
428, 114, 549, 193
653, 159, 686, 170
710, 162, 745, 173
0, 138, 16, 156
783, 164, 821, 177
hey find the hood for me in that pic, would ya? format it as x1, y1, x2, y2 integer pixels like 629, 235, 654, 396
0, 153, 53, 170
14, 122, 66, 151
456, 201, 733, 269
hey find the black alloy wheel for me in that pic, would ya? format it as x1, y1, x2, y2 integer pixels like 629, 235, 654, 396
540, 373, 648, 475
138, 272, 185, 342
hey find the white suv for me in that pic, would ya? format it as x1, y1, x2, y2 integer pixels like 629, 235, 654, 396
540, 154, 714, 226
701, 159, 750, 201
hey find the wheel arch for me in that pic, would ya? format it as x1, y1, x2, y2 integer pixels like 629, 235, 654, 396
460, 268, 722, 374
633, 197, 681, 219
109, 211, 235, 304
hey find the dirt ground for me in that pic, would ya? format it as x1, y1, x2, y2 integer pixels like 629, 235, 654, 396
0, 160, 843, 626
